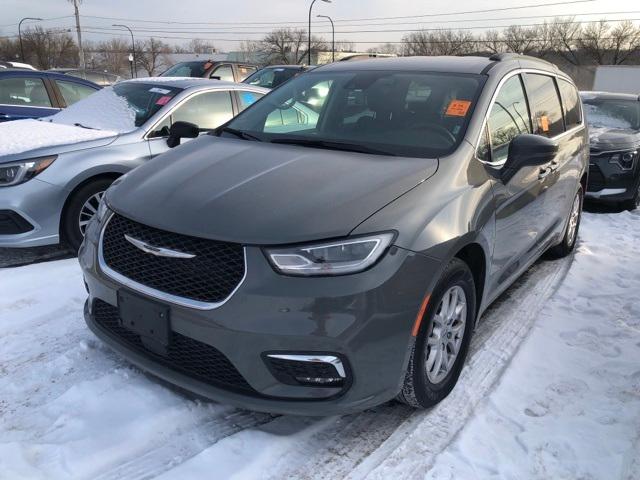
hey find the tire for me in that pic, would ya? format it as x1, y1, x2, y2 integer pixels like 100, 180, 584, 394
62, 178, 114, 252
547, 185, 583, 259
397, 257, 476, 409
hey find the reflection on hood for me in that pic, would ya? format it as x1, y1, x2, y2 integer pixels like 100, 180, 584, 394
50, 87, 136, 133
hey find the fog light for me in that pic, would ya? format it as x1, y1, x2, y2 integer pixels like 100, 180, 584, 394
264, 353, 348, 388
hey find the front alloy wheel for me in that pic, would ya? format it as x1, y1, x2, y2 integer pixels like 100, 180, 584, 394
398, 258, 476, 409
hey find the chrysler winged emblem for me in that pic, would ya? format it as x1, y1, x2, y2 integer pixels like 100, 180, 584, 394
124, 234, 196, 259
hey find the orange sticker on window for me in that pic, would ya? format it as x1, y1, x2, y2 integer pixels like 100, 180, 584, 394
445, 100, 472, 117
539, 115, 550, 132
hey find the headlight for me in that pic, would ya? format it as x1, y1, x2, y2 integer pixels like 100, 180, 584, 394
609, 151, 637, 171
265, 232, 395, 276
0, 155, 57, 187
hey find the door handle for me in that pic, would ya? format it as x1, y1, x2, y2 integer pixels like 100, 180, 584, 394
550, 160, 559, 171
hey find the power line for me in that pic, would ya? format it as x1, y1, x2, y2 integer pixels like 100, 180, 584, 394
70, 0, 596, 26
66, 18, 640, 36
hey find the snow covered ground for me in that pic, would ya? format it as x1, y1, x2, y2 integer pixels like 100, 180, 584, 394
0, 210, 638, 480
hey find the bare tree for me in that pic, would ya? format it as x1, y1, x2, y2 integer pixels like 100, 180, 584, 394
580, 20, 640, 65
335, 40, 355, 52
21, 26, 78, 69
402, 30, 476, 56
366, 43, 400, 55
482, 30, 505, 54
186, 38, 217, 54
502, 25, 540, 55
550, 18, 583, 65
135, 37, 171, 75
88, 38, 131, 76
259, 28, 325, 64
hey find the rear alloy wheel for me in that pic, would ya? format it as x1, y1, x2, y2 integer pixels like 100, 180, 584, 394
398, 258, 476, 409
548, 186, 583, 258
62, 178, 114, 252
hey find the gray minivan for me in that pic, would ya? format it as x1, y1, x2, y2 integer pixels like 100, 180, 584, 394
80, 54, 588, 415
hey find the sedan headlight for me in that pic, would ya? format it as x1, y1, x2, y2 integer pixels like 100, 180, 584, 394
0, 155, 57, 187
609, 151, 637, 171
265, 232, 395, 276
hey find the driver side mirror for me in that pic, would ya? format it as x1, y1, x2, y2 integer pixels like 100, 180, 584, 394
166, 121, 199, 148
502, 134, 558, 182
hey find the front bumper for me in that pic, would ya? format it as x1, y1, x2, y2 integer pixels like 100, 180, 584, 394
80, 233, 442, 415
586, 154, 639, 202
0, 178, 64, 247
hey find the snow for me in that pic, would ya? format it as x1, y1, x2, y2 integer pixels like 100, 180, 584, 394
583, 104, 633, 130
0, 119, 117, 158
0, 210, 639, 479
51, 86, 137, 133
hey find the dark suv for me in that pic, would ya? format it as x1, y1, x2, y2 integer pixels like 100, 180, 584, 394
80, 54, 588, 415
581, 91, 640, 209
160, 61, 258, 83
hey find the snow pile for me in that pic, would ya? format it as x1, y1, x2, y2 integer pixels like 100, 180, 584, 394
0, 119, 116, 157
420, 210, 640, 480
52, 86, 136, 133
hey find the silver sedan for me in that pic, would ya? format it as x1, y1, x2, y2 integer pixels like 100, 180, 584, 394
0, 78, 268, 250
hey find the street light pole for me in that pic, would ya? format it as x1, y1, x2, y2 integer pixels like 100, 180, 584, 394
18, 17, 42, 63
113, 24, 136, 78
308, 0, 331, 65
317, 15, 334, 62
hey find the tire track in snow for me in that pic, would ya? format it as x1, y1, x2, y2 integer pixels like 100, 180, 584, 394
267, 256, 572, 480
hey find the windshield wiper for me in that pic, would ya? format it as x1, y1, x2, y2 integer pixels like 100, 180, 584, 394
270, 138, 395, 156
74, 122, 97, 130
217, 126, 262, 142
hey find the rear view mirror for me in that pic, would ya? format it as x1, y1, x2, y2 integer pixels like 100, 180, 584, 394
502, 134, 558, 181
167, 121, 199, 148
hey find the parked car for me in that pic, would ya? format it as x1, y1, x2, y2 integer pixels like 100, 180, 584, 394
49, 68, 121, 86
0, 78, 267, 250
80, 54, 588, 415
580, 91, 640, 209
243, 65, 308, 90
0, 69, 100, 122
160, 61, 258, 82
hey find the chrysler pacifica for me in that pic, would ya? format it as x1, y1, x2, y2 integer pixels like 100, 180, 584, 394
80, 54, 588, 415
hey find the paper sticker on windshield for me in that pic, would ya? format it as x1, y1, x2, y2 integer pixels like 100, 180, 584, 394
539, 115, 550, 132
149, 87, 171, 94
445, 100, 472, 117
155, 95, 172, 106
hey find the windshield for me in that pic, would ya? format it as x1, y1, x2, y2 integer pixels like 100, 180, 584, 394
161, 61, 208, 77
51, 82, 182, 132
582, 98, 640, 131
244, 67, 300, 89
223, 70, 484, 158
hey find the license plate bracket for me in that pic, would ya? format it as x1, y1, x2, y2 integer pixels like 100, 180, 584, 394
118, 290, 170, 355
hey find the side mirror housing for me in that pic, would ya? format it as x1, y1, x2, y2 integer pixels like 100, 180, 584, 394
166, 121, 199, 148
502, 134, 558, 180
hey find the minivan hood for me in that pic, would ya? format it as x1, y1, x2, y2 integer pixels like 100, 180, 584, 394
589, 127, 640, 152
108, 136, 438, 244
0, 119, 118, 163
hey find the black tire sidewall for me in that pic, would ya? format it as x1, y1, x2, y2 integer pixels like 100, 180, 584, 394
62, 179, 113, 251
410, 259, 476, 407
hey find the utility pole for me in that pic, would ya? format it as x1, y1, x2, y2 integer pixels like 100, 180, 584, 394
72, 0, 85, 69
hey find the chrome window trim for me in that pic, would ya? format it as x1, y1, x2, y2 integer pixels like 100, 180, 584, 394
0, 103, 59, 110
266, 354, 347, 378
475, 68, 585, 168
97, 211, 248, 311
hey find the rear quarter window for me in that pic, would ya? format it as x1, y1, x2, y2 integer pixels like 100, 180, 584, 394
557, 79, 582, 129
524, 73, 565, 137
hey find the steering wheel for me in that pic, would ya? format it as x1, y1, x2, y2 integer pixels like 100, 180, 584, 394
409, 123, 457, 144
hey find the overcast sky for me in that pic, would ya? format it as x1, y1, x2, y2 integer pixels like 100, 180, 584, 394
2, 0, 638, 51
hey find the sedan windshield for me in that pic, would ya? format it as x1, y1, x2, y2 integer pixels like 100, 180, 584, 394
582, 98, 640, 131
51, 82, 182, 132
222, 70, 484, 158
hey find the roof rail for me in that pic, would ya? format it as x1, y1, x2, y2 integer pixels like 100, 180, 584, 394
488, 52, 522, 61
